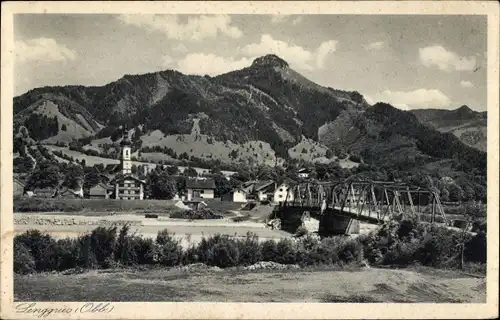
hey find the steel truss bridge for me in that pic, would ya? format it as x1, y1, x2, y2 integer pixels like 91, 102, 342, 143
275, 179, 448, 234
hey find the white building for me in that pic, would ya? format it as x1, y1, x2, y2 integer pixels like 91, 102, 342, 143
221, 187, 248, 203
254, 181, 277, 201
185, 178, 216, 201
120, 136, 132, 175
297, 167, 311, 179
113, 133, 145, 200
114, 175, 145, 200
274, 180, 295, 204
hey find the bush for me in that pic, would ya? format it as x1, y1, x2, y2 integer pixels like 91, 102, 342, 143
131, 237, 156, 265
261, 239, 279, 262
48, 238, 81, 271
170, 209, 223, 220
114, 224, 155, 265
337, 238, 364, 265
465, 231, 486, 263
76, 234, 98, 269
295, 235, 323, 266
90, 226, 117, 268
274, 238, 297, 264
14, 229, 56, 271
196, 234, 240, 268
14, 242, 35, 274
13, 218, 485, 274
235, 232, 262, 266
155, 229, 182, 266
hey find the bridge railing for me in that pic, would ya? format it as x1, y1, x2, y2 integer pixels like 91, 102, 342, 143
281, 180, 448, 225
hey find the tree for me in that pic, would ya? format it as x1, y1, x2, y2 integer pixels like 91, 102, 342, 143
83, 167, 101, 191
457, 201, 486, 269
147, 170, 178, 199
26, 161, 62, 190
166, 165, 180, 175
213, 175, 240, 197
14, 156, 34, 174
131, 164, 138, 174
184, 167, 198, 177
63, 164, 84, 189
448, 184, 464, 202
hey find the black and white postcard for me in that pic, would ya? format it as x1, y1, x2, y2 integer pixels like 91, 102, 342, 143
1, 1, 498, 319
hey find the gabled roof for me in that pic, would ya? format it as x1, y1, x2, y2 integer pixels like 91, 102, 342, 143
186, 178, 216, 189
113, 174, 146, 184
58, 188, 81, 196
228, 186, 248, 194
104, 164, 120, 173
254, 180, 276, 192
89, 183, 109, 196
239, 180, 276, 193
277, 178, 296, 187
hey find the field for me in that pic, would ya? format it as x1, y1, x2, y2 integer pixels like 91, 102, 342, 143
14, 198, 178, 213
14, 266, 485, 302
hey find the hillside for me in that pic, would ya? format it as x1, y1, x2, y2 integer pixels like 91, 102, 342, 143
410, 106, 487, 152
319, 103, 486, 176
14, 54, 366, 165
13, 54, 486, 180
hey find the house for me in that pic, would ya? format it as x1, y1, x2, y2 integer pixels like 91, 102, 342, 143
298, 167, 311, 179
221, 187, 248, 203
13, 177, 25, 197
238, 180, 276, 202
88, 183, 110, 199
113, 174, 146, 200
273, 180, 295, 204
185, 178, 216, 201
253, 180, 277, 202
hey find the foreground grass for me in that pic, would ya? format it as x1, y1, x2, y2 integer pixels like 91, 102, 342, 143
14, 267, 485, 303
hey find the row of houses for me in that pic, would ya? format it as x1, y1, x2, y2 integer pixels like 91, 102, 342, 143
15, 172, 296, 204
221, 179, 295, 204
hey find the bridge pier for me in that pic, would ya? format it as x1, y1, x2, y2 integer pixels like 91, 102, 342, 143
318, 209, 361, 236
275, 206, 365, 236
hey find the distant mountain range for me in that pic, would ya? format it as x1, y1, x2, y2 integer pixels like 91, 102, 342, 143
13, 54, 486, 174
410, 105, 487, 152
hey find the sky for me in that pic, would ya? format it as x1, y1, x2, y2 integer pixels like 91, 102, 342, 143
14, 14, 487, 111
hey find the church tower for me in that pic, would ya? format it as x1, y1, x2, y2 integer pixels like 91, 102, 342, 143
120, 131, 132, 175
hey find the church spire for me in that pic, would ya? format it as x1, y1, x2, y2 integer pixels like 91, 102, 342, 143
120, 127, 132, 175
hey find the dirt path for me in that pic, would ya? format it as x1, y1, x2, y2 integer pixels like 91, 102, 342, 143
14, 267, 485, 302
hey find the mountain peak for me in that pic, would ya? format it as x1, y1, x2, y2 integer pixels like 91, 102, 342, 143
251, 54, 289, 68
456, 105, 473, 112
454, 105, 476, 118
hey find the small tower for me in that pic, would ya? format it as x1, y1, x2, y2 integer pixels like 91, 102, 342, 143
120, 131, 132, 175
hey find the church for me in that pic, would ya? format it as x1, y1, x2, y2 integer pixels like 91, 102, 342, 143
111, 132, 146, 200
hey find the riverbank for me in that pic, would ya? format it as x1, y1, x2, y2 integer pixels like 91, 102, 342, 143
14, 212, 290, 248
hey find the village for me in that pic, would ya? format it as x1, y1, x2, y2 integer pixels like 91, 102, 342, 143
13, 131, 313, 211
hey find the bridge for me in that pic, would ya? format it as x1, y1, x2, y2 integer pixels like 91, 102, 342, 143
273, 178, 449, 235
